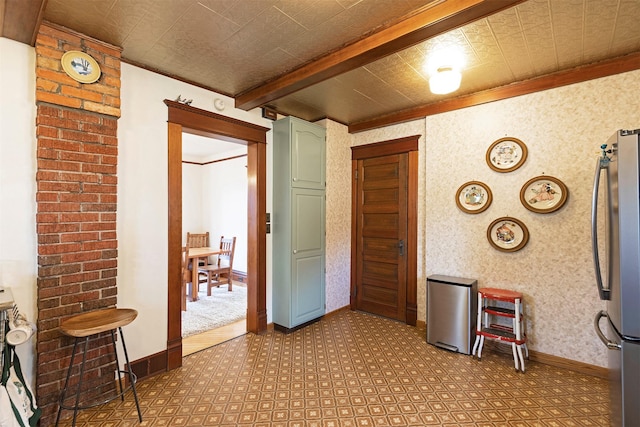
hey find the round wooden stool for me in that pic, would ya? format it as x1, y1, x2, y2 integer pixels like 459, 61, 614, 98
55, 308, 142, 426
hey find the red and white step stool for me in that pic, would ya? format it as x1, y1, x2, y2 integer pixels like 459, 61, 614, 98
472, 287, 528, 372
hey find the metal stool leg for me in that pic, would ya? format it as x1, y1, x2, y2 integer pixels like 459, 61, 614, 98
110, 329, 125, 400
472, 292, 483, 358
118, 326, 142, 422
511, 342, 519, 371
517, 345, 525, 372
55, 338, 81, 427
56, 336, 90, 427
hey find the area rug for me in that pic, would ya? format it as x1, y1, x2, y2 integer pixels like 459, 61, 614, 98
181, 284, 247, 338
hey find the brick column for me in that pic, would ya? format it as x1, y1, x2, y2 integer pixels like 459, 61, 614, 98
34, 22, 122, 425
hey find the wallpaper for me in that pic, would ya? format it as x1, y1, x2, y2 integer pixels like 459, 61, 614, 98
327, 69, 640, 367
423, 70, 640, 366
322, 119, 353, 312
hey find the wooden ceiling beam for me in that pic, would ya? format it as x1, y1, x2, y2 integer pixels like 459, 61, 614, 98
348, 51, 640, 133
235, 0, 524, 111
0, 0, 46, 45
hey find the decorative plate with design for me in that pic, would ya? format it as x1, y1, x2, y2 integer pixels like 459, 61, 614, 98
487, 217, 529, 252
520, 175, 568, 213
455, 181, 492, 214
486, 137, 528, 173
61, 51, 101, 84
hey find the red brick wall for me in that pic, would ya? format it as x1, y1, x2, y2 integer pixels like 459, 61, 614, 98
34, 23, 122, 425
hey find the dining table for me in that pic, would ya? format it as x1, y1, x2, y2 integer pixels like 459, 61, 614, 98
188, 247, 223, 302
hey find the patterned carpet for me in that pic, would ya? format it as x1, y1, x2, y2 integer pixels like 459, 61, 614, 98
56, 310, 610, 426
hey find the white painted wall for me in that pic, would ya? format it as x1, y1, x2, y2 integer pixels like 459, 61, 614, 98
182, 163, 205, 240
182, 149, 248, 273
201, 152, 248, 272
117, 63, 273, 361
0, 37, 38, 384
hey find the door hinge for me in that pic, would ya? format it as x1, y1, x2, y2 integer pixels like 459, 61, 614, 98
355, 169, 358, 180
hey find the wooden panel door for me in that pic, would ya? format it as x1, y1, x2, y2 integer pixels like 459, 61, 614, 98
354, 153, 408, 321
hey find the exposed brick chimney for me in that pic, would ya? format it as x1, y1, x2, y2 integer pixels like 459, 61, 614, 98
34, 22, 122, 426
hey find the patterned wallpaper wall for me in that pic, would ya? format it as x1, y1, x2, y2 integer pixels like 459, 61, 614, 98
324, 69, 640, 367
322, 119, 353, 313
423, 69, 640, 366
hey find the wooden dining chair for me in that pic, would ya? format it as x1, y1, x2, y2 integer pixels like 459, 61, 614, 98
198, 236, 236, 294
187, 231, 211, 286
186, 232, 209, 248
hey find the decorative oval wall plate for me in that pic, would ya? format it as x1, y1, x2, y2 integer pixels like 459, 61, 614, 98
61, 51, 101, 84
520, 175, 568, 213
455, 181, 492, 214
487, 217, 529, 252
486, 137, 528, 173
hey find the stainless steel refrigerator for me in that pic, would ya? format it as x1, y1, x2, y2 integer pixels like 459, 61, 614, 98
592, 129, 640, 427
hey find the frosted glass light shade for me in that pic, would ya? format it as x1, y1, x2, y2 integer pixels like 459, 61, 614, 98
429, 67, 461, 95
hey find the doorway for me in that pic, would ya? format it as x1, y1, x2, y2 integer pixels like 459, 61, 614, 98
181, 135, 248, 354
165, 100, 269, 370
350, 135, 419, 326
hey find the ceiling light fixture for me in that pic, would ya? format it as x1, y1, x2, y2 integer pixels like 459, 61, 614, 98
425, 47, 465, 95
429, 66, 462, 95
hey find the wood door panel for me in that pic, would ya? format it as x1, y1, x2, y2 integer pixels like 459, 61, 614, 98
363, 240, 398, 265
362, 286, 398, 305
364, 187, 399, 203
354, 151, 407, 321
362, 213, 399, 236
359, 286, 398, 318
363, 260, 398, 280
363, 237, 398, 254
363, 179, 400, 190
362, 156, 400, 178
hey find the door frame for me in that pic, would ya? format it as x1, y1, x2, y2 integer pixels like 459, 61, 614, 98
350, 135, 419, 326
165, 100, 269, 370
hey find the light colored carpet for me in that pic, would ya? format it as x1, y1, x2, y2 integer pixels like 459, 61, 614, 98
181, 284, 247, 337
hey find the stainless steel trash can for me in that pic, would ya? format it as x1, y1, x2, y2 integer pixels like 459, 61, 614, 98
426, 275, 477, 354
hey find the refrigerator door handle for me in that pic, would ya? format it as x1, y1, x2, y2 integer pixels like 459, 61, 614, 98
594, 311, 621, 350
591, 155, 611, 300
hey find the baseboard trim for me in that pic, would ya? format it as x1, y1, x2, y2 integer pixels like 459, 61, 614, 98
129, 349, 167, 382
481, 340, 608, 379
231, 270, 247, 283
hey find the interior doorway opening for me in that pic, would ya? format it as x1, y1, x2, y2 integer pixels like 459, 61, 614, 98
181, 134, 249, 354
165, 99, 268, 370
